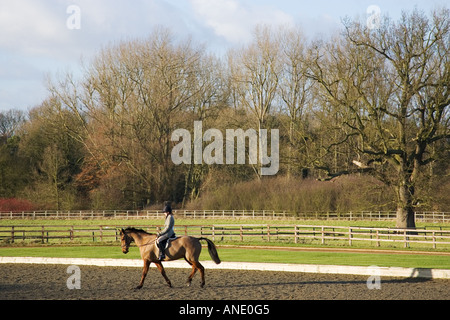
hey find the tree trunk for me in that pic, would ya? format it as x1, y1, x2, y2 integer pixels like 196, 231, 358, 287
395, 182, 416, 230
395, 206, 416, 229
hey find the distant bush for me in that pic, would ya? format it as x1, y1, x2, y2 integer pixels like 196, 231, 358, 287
0, 198, 36, 212
186, 175, 396, 213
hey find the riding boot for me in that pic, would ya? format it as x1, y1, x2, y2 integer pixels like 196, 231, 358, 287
157, 242, 166, 261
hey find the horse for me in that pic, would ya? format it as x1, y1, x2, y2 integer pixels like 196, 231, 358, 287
119, 227, 221, 289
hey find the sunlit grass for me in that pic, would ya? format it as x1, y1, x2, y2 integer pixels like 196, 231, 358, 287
0, 245, 448, 269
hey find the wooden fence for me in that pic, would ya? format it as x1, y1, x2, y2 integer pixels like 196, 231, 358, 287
0, 210, 449, 222
1, 224, 449, 249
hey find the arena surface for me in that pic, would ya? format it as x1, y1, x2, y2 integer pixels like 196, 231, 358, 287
0, 264, 448, 300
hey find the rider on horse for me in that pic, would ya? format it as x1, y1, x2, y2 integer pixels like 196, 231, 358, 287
156, 202, 175, 261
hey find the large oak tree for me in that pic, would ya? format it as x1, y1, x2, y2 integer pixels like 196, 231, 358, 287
308, 9, 450, 229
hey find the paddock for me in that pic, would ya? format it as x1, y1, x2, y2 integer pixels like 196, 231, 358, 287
0, 263, 448, 300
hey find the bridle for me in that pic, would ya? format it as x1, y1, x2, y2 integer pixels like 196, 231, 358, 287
121, 232, 158, 250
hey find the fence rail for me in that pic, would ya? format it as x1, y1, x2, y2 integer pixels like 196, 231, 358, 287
1, 224, 449, 249
0, 210, 449, 222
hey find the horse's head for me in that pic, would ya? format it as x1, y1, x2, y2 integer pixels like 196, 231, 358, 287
119, 228, 133, 254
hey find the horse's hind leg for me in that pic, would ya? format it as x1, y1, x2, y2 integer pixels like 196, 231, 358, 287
155, 262, 172, 288
186, 264, 197, 287
193, 261, 205, 288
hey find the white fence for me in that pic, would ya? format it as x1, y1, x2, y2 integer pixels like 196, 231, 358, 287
1, 224, 449, 249
0, 210, 449, 222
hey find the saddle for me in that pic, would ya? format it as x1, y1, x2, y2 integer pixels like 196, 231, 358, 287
160, 234, 178, 251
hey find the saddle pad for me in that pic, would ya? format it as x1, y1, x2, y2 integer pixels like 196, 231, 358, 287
164, 235, 179, 250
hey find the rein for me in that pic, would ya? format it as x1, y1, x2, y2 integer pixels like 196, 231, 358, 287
122, 233, 157, 250
137, 238, 157, 248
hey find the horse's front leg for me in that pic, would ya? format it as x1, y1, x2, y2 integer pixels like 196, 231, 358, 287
155, 262, 172, 288
136, 259, 150, 290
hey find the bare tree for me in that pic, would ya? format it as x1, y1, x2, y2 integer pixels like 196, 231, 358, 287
308, 9, 450, 229
278, 27, 314, 178
228, 25, 281, 177
48, 28, 223, 206
0, 109, 25, 143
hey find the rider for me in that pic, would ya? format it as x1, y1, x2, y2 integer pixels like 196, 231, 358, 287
156, 202, 175, 261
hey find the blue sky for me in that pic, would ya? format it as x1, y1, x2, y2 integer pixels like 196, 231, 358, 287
0, 0, 448, 112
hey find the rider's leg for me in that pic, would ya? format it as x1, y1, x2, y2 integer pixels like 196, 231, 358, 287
156, 236, 168, 260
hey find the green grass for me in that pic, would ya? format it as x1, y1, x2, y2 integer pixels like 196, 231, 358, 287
1, 218, 449, 251
1, 219, 449, 269
210, 248, 450, 269
0, 246, 139, 259
1, 245, 449, 269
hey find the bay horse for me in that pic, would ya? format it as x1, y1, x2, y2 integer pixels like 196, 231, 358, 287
119, 227, 221, 289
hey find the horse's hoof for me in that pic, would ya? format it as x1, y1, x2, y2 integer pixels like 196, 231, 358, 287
134, 286, 143, 290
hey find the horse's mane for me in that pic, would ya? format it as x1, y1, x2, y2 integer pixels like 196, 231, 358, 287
124, 227, 154, 235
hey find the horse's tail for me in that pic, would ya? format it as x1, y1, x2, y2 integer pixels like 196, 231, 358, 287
199, 238, 221, 264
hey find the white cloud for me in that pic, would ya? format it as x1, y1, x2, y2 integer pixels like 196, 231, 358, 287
0, 0, 199, 60
0, 0, 200, 111
0, 0, 67, 56
189, 0, 294, 44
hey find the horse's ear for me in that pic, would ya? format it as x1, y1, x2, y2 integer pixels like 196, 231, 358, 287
120, 228, 125, 234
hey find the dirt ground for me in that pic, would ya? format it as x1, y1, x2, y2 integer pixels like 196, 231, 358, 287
0, 264, 448, 300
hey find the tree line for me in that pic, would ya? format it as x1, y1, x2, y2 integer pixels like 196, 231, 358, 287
0, 9, 449, 228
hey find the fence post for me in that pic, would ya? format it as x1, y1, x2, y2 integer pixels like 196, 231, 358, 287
41, 226, 45, 244
321, 226, 325, 245
432, 231, 436, 249
294, 226, 298, 244
376, 230, 380, 247
240, 226, 243, 242
404, 230, 409, 248
267, 225, 271, 242
11, 226, 14, 244
348, 227, 352, 246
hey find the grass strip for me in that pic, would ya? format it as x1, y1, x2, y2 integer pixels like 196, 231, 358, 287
1, 246, 448, 269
